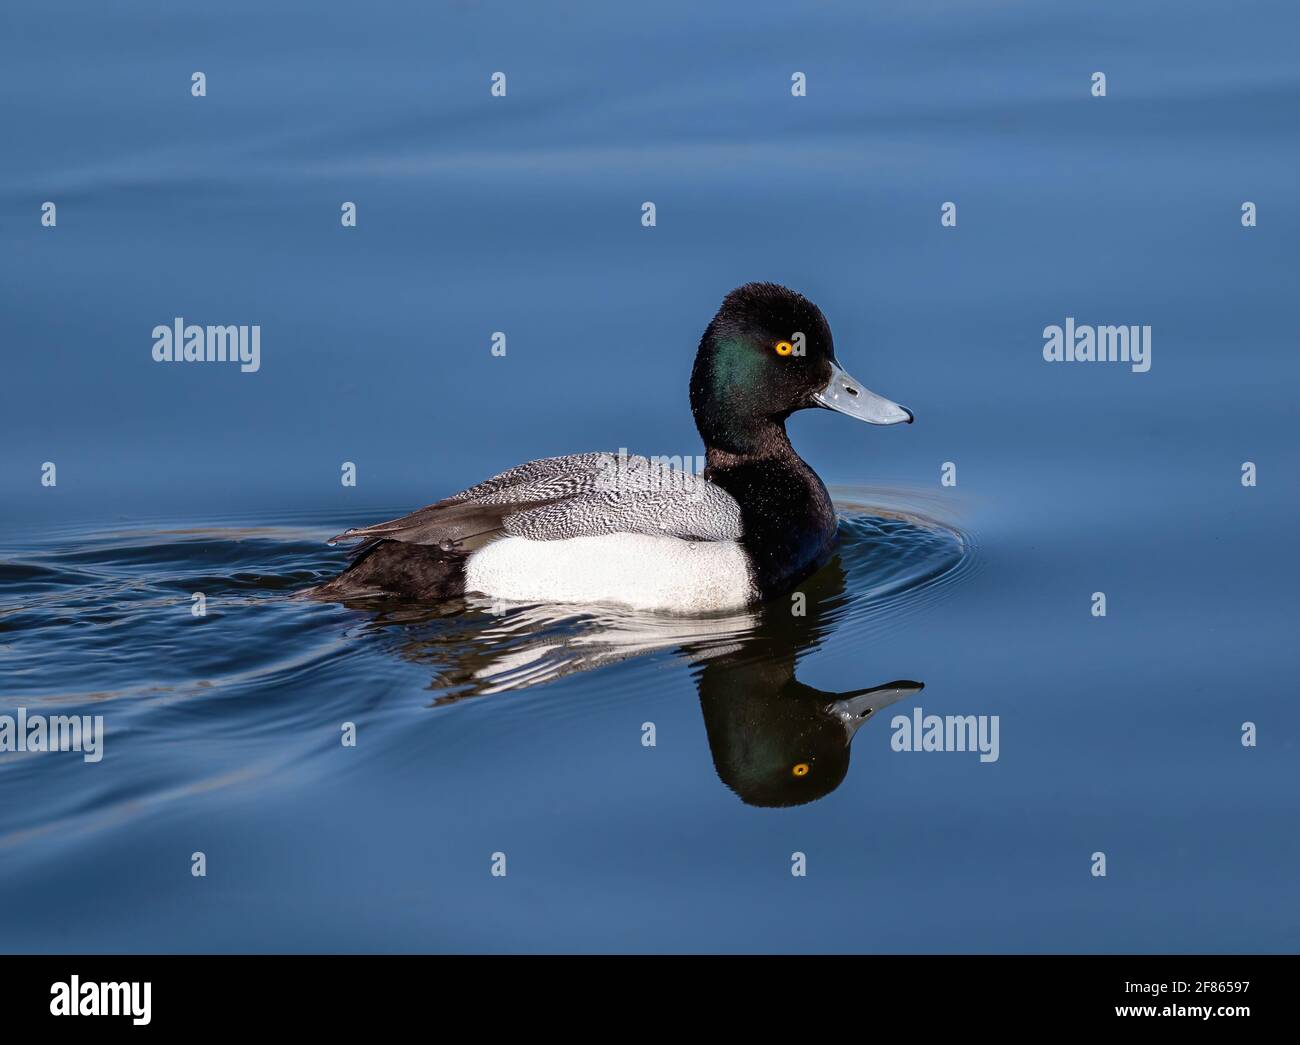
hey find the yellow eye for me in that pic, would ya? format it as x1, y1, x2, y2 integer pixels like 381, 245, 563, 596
792, 762, 810, 777
774, 341, 794, 357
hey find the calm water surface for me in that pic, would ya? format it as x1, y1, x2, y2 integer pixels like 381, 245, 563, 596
1, 0, 1297, 951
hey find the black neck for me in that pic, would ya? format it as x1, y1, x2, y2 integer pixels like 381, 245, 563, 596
702, 435, 838, 599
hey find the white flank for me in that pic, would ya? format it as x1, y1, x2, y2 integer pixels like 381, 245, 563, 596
464, 534, 755, 613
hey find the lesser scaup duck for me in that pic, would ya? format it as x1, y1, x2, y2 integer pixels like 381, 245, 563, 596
310, 282, 913, 611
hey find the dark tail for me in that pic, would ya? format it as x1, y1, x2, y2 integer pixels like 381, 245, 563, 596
304, 539, 467, 602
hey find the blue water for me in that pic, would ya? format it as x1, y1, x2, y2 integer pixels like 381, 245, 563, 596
1, 0, 1297, 952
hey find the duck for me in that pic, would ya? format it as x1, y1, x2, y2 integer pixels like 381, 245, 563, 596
309, 282, 914, 611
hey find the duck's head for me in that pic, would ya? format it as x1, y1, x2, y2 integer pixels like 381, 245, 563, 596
690, 282, 912, 454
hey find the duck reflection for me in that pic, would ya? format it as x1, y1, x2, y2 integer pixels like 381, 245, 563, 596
685, 558, 920, 806
337, 551, 921, 808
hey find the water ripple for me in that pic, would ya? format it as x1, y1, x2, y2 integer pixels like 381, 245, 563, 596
1, 491, 972, 840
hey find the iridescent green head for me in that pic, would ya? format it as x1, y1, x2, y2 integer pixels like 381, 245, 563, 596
689, 282, 912, 454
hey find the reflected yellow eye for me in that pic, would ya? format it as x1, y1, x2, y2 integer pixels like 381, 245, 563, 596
792, 762, 810, 777
774, 341, 794, 357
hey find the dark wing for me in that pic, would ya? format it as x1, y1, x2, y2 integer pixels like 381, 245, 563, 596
329, 452, 742, 554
